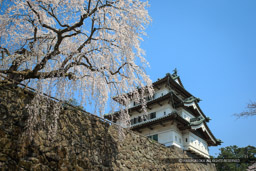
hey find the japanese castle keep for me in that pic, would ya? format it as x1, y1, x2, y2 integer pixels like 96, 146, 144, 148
105, 69, 222, 158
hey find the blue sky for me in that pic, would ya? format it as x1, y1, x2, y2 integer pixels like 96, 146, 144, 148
142, 0, 256, 156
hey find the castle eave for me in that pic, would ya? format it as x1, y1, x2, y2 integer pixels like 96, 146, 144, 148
131, 112, 190, 131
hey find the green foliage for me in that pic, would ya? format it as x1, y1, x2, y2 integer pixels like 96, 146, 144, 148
215, 145, 256, 171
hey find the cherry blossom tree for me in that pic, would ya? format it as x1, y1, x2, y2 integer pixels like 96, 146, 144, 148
0, 0, 153, 117
235, 102, 256, 118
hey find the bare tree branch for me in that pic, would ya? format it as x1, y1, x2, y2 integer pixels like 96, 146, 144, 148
234, 102, 256, 118
27, 1, 59, 33
39, 4, 70, 28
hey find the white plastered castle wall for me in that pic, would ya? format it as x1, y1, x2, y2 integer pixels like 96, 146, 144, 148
129, 102, 174, 120
177, 108, 195, 122
138, 122, 184, 148
183, 131, 210, 158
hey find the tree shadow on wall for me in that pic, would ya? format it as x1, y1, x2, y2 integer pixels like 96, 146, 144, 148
59, 108, 119, 170
0, 84, 119, 170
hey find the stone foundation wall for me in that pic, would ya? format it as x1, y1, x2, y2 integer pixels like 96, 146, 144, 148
0, 83, 217, 170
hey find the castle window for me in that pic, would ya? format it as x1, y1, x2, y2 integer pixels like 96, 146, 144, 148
147, 96, 151, 101
147, 134, 158, 142
175, 136, 177, 141
153, 134, 158, 141
164, 111, 166, 115
134, 118, 137, 124
150, 112, 156, 119
143, 115, 147, 121
186, 138, 188, 142
130, 119, 134, 125
179, 138, 181, 143
138, 116, 142, 123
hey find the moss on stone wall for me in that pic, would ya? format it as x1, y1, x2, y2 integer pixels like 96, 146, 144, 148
0, 84, 217, 170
